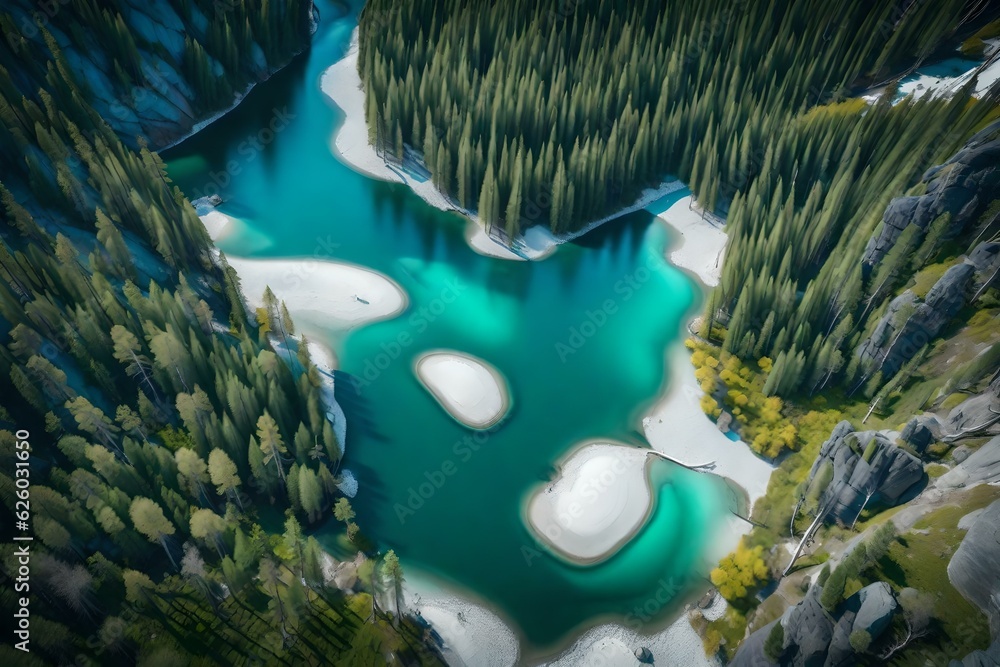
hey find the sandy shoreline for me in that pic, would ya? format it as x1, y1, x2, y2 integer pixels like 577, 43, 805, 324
401, 562, 727, 667
647, 194, 728, 287
402, 569, 521, 667
414, 351, 511, 429
179, 28, 766, 665
322, 29, 720, 267
316, 33, 753, 660
643, 343, 774, 511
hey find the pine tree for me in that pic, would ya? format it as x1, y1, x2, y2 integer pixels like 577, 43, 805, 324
129, 497, 177, 569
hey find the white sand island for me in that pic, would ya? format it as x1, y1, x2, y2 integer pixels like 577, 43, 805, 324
224, 255, 407, 330
414, 351, 510, 429
526, 442, 653, 564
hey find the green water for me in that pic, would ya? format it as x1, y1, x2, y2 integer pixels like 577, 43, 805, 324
164, 0, 731, 653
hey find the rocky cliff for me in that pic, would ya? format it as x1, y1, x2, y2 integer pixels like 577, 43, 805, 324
732, 581, 899, 667
949, 499, 1000, 641
856, 261, 974, 379
804, 421, 924, 525
1, 0, 316, 148
863, 119, 1000, 270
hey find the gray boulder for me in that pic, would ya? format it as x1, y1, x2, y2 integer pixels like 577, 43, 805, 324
805, 421, 924, 525
731, 619, 780, 666
948, 499, 1000, 638
953, 445, 973, 463
783, 586, 835, 666
825, 609, 858, 667
969, 242, 1000, 292
899, 415, 940, 453
937, 436, 1000, 489
952, 637, 1000, 666
717, 410, 734, 434
851, 582, 897, 639
863, 120, 1000, 269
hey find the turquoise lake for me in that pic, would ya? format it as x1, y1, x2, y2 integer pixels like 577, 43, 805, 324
163, 0, 732, 654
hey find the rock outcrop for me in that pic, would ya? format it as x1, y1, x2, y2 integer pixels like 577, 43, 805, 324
731, 619, 778, 666
805, 421, 924, 525
731, 586, 834, 667
783, 585, 835, 666
948, 499, 1000, 639
939, 375, 1000, 443
937, 436, 1000, 489
899, 414, 940, 453
863, 119, 1000, 269
3, 0, 315, 149
733, 581, 899, 667
969, 242, 1000, 295
953, 637, 1000, 666
856, 262, 974, 379
853, 581, 897, 638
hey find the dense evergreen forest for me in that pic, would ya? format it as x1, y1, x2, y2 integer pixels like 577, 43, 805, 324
359, 6, 1000, 660
0, 2, 440, 664
359, 0, 1000, 406
359, 0, 985, 237
1, 0, 315, 147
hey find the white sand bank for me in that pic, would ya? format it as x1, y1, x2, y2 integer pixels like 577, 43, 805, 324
305, 339, 348, 461
544, 595, 726, 667
643, 344, 774, 509
320, 30, 454, 215
648, 194, 728, 287
403, 570, 520, 667
863, 53, 1000, 104
414, 351, 510, 429
402, 565, 724, 667
223, 255, 407, 330
193, 202, 406, 333
321, 33, 394, 183
526, 442, 652, 563
464, 221, 527, 261
321, 31, 701, 265
199, 209, 235, 242
192, 196, 236, 242
191, 197, 274, 253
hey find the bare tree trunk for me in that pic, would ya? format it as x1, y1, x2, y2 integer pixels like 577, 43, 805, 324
862, 396, 881, 424
971, 264, 1000, 304
880, 621, 928, 660
160, 535, 178, 570
850, 488, 877, 530
790, 496, 804, 538
782, 496, 837, 578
